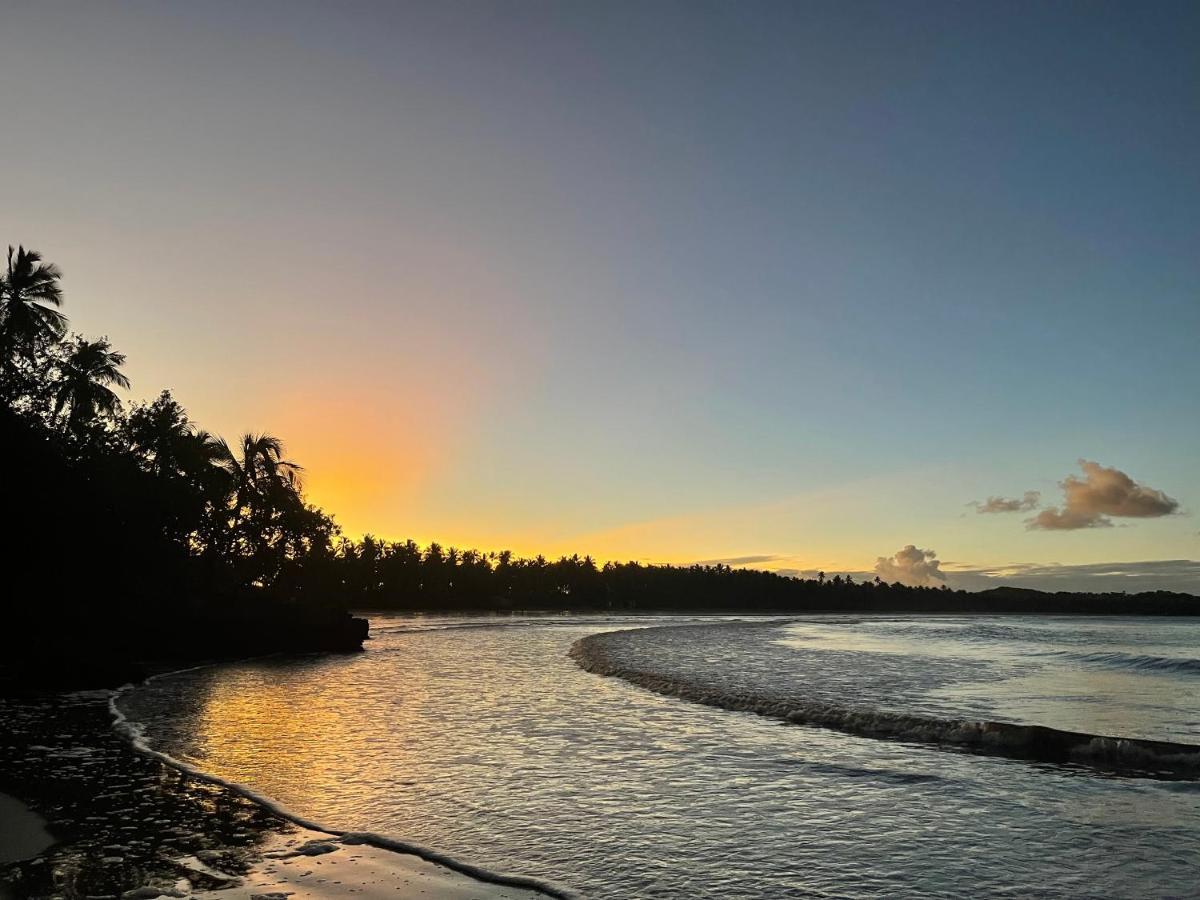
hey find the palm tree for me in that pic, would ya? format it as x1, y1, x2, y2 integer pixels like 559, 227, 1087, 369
53, 337, 130, 429
0, 246, 66, 360
185, 429, 231, 481
217, 432, 303, 498
211, 432, 307, 584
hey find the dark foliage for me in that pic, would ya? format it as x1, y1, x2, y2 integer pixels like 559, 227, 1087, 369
330, 541, 1200, 615
0, 248, 363, 684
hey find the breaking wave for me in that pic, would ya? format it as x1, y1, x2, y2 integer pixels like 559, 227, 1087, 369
570, 627, 1200, 779
1064, 650, 1200, 676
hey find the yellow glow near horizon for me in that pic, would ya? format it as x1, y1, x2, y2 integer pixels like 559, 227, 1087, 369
2, 1, 1197, 596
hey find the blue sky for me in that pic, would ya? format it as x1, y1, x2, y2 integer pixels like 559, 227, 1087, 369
2, 1, 1197, 590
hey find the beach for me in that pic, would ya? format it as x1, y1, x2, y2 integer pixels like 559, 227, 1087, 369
0, 687, 552, 900
193, 828, 545, 900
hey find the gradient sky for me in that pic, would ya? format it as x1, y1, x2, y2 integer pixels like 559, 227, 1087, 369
3, 1, 1197, 590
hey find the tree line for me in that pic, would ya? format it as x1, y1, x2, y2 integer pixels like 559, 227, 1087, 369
2, 244, 1196, 628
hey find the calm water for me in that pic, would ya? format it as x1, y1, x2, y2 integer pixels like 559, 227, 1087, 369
120, 615, 1200, 898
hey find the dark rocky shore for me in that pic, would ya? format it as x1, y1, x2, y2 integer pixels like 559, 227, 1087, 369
0, 607, 369, 694
0, 608, 369, 898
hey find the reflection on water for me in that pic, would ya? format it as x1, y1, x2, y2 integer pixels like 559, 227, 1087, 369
121, 615, 1200, 898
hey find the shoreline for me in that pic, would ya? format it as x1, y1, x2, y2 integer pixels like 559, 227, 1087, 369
0, 671, 562, 900
192, 826, 553, 899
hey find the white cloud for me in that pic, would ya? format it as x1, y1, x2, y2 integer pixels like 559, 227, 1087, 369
874, 545, 945, 587
1028, 460, 1179, 530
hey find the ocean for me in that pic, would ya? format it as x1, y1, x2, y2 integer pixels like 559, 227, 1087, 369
117, 615, 1200, 898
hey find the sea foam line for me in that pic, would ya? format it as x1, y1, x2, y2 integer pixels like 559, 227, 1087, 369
569, 627, 1200, 779
108, 665, 577, 900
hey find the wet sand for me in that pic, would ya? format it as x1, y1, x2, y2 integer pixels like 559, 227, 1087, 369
194, 829, 550, 899
0, 794, 54, 865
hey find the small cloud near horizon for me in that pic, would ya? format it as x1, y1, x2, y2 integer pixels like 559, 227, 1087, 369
874, 545, 946, 587
1028, 460, 1179, 530
971, 491, 1040, 514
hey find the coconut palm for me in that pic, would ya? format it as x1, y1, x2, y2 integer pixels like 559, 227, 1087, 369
186, 429, 231, 480
216, 432, 304, 510
211, 432, 308, 582
53, 337, 131, 429
0, 246, 67, 359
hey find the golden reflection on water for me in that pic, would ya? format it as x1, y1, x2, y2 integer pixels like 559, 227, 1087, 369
189, 658, 431, 812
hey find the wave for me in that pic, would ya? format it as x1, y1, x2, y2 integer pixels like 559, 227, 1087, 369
108, 667, 575, 900
570, 629, 1200, 779
1063, 650, 1200, 676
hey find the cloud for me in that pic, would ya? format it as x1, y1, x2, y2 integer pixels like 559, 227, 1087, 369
1028, 460, 1180, 530
972, 491, 1040, 514
695, 554, 782, 567
874, 545, 946, 587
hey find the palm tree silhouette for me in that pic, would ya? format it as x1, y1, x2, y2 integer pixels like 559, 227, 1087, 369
211, 432, 306, 574
187, 429, 230, 480
0, 246, 66, 360
216, 432, 304, 511
53, 337, 130, 430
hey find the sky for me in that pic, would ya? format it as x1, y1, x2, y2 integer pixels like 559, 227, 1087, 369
3, 1, 1197, 592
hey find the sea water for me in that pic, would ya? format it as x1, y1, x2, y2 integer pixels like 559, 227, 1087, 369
118, 615, 1200, 898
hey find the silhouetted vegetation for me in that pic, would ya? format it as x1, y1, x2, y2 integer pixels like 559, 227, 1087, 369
1, 246, 361, 686
1, 245, 1196, 687
330, 544, 1200, 615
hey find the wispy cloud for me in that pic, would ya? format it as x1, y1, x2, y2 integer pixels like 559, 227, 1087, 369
1028, 460, 1180, 530
945, 559, 1200, 594
695, 554, 783, 567
971, 491, 1040, 514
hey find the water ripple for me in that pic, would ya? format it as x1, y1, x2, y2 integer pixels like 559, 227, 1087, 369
119, 615, 1200, 898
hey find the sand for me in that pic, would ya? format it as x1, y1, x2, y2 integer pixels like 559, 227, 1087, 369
191, 828, 551, 900
0, 793, 54, 866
